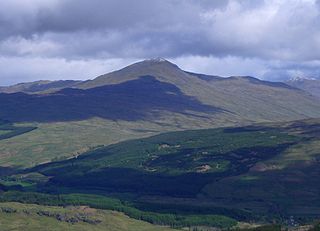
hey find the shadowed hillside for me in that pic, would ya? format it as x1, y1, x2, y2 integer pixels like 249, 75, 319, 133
0, 76, 217, 122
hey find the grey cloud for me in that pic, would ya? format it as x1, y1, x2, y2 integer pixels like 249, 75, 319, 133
0, 0, 200, 37
0, 56, 136, 85
1, 0, 319, 61
0, 0, 319, 84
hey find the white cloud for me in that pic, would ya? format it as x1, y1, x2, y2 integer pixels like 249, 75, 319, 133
172, 56, 268, 77
0, 56, 136, 85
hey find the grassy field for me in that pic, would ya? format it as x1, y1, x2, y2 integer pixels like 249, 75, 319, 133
0, 202, 178, 231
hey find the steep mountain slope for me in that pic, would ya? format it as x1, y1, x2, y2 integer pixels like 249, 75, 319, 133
0, 80, 81, 94
286, 77, 320, 98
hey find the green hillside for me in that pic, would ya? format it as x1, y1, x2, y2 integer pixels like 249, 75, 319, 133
0, 116, 226, 168
0, 202, 178, 231
0, 120, 36, 142
0, 119, 319, 228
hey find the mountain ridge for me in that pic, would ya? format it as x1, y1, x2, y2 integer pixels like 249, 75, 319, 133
0, 80, 81, 94
0, 59, 319, 124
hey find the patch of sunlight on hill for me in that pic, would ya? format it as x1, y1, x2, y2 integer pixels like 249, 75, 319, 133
0, 202, 178, 231
0, 114, 234, 168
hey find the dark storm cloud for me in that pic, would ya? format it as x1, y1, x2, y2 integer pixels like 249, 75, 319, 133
0, 0, 267, 59
0, 0, 319, 85
0, 0, 201, 37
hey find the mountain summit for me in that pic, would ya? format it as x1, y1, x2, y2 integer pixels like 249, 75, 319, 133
145, 57, 170, 62
77, 58, 187, 89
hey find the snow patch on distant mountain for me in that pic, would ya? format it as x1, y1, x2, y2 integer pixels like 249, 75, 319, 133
289, 76, 317, 81
145, 57, 168, 62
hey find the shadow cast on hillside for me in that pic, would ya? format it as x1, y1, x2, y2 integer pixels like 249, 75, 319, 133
30, 143, 294, 198
0, 76, 220, 123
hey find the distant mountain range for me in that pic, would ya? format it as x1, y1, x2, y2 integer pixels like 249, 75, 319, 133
286, 77, 320, 99
0, 80, 81, 94
0, 59, 319, 124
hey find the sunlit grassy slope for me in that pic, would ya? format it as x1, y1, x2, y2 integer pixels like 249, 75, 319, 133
0, 202, 178, 231
0, 115, 237, 168
0, 118, 154, 167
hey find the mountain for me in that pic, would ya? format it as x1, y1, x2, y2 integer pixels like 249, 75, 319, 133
0, 59, 319, 124
77, 58, 201, 89
0, 80, 81, 94
76, 59, 320, 122
286, 77, 320, 98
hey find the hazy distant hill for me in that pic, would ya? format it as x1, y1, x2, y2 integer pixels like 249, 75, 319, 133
0, 80, 81, 94
286, 77, 320, 98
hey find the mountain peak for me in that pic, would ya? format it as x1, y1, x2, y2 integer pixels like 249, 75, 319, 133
77, 58, 184, 89
121, 58, 181, 73
136, 58, 178, 68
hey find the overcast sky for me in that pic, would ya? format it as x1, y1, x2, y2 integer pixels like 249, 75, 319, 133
0, 0, 320, 85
